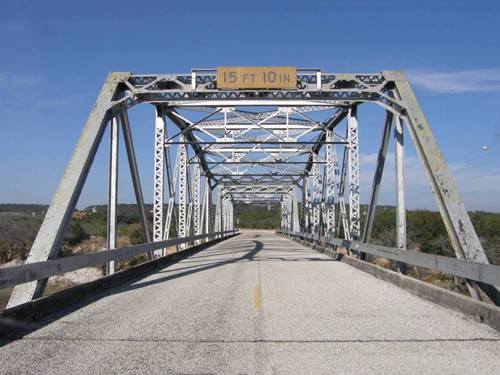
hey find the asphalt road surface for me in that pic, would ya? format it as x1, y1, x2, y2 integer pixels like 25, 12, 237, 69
0, 230, 499, 374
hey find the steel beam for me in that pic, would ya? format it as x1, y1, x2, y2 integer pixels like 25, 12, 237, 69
153, 106, 165, 258
391, 71, 499, 303
214, 186, 222, 236
106, 116, 119, 275
311, 154, 322, 235
301, 177, 308, 232
336, 141, 350, 240
292, 187, 300, 233
362, 111, 393, 244
325, 131, 336, 237
207, 179, 214, 238
163, 141, 180, 246
347, 105, 360, 240
193, 161, 201, 244
164, 109, 214, 183
394, 115, 407, 273
120, 110, 151, 247
7, 72, 130, 309
304, 109, 347, 173
178, 135, 188, 247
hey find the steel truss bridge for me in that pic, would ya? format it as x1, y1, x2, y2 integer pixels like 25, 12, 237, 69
1, 68, 499, 312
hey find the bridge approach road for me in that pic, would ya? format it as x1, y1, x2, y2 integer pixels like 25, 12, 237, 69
0, 230, 499, 374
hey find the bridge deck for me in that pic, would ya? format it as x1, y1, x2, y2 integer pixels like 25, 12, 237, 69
1, 230, 499, 374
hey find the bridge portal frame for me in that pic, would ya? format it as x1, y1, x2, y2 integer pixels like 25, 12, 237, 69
6, 69, 498, 308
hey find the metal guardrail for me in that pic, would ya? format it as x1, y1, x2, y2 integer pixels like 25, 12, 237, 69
279, 230, 500, 288
0, 230, 238, 289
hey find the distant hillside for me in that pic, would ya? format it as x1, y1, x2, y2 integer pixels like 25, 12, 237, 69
0, 212, 43, 262
0, 203, 498, 265
235, 203, 280, 229
0, 204, 48, 216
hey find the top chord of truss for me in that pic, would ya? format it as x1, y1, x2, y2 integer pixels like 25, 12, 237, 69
113, 69, 407, 113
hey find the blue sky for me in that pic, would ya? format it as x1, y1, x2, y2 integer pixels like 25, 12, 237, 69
0, 0, 499, 211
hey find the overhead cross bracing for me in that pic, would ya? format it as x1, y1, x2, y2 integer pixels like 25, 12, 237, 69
5, 68, 499, 309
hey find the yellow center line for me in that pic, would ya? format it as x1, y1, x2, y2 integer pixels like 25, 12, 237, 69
253, 285, 262, 310
254, 247, 263, 310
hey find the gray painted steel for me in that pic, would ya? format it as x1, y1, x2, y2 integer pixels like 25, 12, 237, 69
9, 69, 495, 310
390, 72, 498, 301
389, 73, 488, 262
120, 110, 151, 245
7, 72, 131, 308
393, 115, 407, 259
106, 116, 119, 275
362, 111, 393, 243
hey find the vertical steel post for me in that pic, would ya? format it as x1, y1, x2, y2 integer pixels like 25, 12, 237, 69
347, 105, 360, 240
362, 111, 393, 244
214, 186, 222, 237
164, 146, 180, 245
219, 192, 223, 234
280, 197, 286, 230
223, 195, 229, 231
292, 187, 300, 234
106, 116, 119, 275
301, 177, 308, 232
229, 200, 234, 230
325, 131, 336, 237
208, 183, 215, 238
222, 195, 226, 232
120, 110, 151, 247
178, 135, 188, 247
394, 115, 407, 272
222, 189, 228, 233
153, 106, 165, 258
200, 176, 207, 237
281, 192, 292, 232
193, 161, 201, 243
336, 148, 351, 240
206, 178, 213, 238
186, 170, 193, 238
311, 154, 322, 235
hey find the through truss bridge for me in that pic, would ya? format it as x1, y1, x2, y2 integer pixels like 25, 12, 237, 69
0, 67, 499, 373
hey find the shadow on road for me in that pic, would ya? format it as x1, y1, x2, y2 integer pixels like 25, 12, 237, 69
0, 239, 266, 344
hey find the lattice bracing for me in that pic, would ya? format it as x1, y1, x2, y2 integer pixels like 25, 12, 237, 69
153, 107, 165, 257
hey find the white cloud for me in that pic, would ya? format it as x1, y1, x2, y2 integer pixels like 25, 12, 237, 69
407, 68, 500, 93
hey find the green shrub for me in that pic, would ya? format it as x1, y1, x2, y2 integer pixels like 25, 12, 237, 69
64, 222, 89, 246
126, 223, 145, 245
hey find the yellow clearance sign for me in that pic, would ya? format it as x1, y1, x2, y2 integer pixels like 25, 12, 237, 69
216, 66, 297, 90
